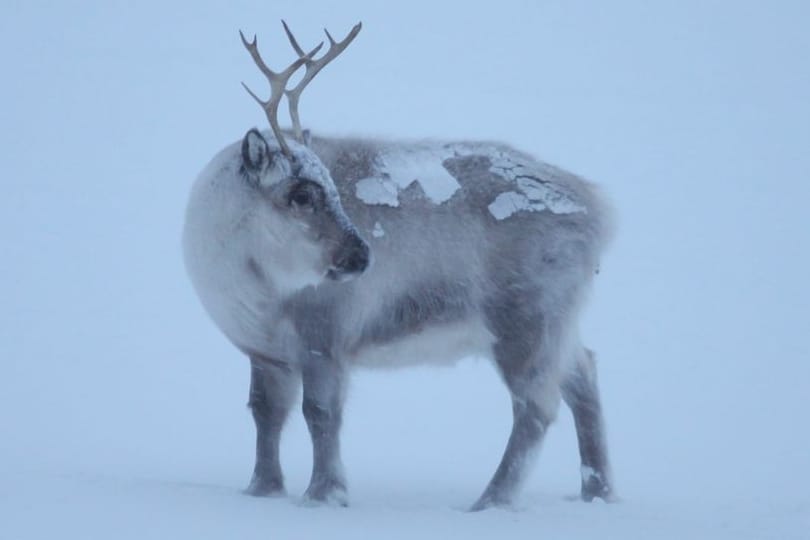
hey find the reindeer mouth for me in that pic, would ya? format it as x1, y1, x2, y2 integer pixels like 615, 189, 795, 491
326, 266, 364, 282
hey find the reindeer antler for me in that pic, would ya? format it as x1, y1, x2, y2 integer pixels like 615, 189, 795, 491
239, 29, 323, 158
281, 20, 363, 143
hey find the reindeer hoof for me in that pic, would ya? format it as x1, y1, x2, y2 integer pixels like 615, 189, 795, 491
301, 478, 349, 507
243, 475, 286, 497
469, 491, 512, 512
580, 466, 615, 502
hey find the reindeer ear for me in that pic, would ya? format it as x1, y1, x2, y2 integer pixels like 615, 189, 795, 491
241, 129, 270, 173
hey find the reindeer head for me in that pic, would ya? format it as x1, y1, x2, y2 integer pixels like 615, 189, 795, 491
233, 21, 368, 288
185, 21, 368, 303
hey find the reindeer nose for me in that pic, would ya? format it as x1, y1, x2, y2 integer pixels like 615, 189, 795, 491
333, 233, 370, 276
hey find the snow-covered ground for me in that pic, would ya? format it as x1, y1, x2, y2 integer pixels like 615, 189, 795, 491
2, 1, 808, 538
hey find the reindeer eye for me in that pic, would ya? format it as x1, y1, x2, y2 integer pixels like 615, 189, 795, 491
288, 182, 319, 210
291, 191, 312, 207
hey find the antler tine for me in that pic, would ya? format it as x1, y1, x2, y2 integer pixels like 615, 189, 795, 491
239, 29, 322, 158
283, 21, 362, 142
281, 20, 306, 57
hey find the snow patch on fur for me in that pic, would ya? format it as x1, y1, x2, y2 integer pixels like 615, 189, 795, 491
488, 151, 586, 219
356, 177, 400, 207
354, 145, 467, 206
372, 221, 385, 238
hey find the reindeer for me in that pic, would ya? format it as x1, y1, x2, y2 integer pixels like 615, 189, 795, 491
183, 21, 615, 510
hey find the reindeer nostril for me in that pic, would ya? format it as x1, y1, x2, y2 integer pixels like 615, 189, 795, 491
346, 248, 369, 273
344, 244, 369, 273
332, 235, 370, 276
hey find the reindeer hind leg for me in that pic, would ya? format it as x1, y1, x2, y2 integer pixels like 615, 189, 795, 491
561, 347, 614, 502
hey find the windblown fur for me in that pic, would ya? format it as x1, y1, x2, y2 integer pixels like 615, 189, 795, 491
183, 129, 615, 508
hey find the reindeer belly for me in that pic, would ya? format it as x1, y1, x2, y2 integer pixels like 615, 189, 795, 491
348, 319, 495, 369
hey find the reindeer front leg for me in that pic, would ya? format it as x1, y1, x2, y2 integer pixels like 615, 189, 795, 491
245, 356, 299, 496
301, 352, 348, 506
